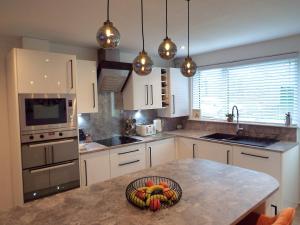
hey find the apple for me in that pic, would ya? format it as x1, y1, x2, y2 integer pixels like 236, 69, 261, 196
159, 181, 169, 188
135, 190, 146, 200
145, 180, 154, 187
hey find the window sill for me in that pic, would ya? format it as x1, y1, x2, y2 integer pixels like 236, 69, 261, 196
188, 117, 298, 129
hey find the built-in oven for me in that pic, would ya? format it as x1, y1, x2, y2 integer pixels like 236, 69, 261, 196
19, 94, 77, 133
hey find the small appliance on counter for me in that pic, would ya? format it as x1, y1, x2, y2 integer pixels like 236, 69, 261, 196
153, 119, 162, 132
136, 124, 156, 136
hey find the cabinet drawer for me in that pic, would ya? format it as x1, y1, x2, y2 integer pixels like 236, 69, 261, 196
233, 146, 281, 181
23, 169, 50, 193
50, 160, 79, 186
110, 144, 145, 178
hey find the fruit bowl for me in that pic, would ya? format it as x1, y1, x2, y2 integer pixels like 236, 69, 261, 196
125, 176, 182, 211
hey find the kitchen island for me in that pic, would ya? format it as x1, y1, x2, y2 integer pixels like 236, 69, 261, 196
0, 159, 278, 225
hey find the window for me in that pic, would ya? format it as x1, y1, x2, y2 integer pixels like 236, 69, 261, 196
192, 55, 299, 125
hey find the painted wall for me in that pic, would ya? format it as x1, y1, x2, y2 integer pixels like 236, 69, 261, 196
0, 36, 21, 211
175, 34, 300, 67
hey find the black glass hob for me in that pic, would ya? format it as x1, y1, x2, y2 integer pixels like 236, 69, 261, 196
95, 136, 141, 147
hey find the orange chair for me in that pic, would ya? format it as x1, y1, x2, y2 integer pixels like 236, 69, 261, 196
237, 208, 296, 225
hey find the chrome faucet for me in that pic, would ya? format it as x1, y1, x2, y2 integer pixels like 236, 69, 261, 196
231, 105, 243, 135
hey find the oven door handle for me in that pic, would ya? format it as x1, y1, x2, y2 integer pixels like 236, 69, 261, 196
29, 139, 74, 148
30, 162, 76, 174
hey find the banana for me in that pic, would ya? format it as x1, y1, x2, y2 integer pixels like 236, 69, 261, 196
146, 185, 164, 194
137, 186, 148, 192
130, 191, 146, 208
151, 194, 168, 202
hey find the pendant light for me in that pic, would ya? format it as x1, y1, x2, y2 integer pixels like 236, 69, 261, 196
158, 0, 177, 60
181, 0, 197, 77
96, 0, 120, 49
133, 0, 153, 76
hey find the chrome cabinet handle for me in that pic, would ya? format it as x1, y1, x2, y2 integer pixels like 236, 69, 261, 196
226, 150, 230, 164
29, 139, 74, 148
172, 95, 175, 114
119, 160, 140, 167
271, 204, 278, 215
150, 85, 153, 105
70, 59, 74, 89
30, 161, 76, 174
149, 147, 152, 167
118, 149, 139, 155
192, 144, 196, 158
145, 85, 149, 105
92, 83, 96, 108
84, 160, 88, 186
241, 152, 269, 159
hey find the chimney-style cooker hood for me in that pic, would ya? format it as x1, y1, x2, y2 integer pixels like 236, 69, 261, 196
97, 49, 133, 92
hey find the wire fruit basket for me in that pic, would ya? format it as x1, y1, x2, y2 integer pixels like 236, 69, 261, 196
125, 176, 182, 211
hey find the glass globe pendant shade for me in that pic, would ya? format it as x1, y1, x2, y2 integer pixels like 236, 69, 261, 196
96, 20, 120, 49
158, 37, 177, 60
133, 50, 153, 76
181, 56, 197, 77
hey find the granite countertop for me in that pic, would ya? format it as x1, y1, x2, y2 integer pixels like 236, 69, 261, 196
80, 129, 298, 155
0, 159, 279, 225
79, 133, 176, 155
165, 129, 298, 153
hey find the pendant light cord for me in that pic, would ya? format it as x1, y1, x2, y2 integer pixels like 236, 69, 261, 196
141, 0, 145, 52
187, 0, 190, 57
107, 0, 110, 21
165, 0, 168, 38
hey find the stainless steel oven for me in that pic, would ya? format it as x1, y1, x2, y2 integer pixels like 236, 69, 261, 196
19, 94, 77, 133
21, 129, 80, 202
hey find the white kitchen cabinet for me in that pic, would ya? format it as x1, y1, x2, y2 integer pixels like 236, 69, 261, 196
196, 141, 232, 164
122, 67, 162, 110
80, 150, 110, 186
176, 137, 198, 160
158, 68, 189, 118
77, 60, 98, 113
15, 48, 76, 94
233, 145, 299, 216
110, 144, 146, 178
146, 138, 176, 168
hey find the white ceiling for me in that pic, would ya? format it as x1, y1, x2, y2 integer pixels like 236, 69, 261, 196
1, 0, 300, 57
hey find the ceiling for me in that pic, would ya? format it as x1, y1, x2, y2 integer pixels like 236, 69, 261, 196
1, 0, 300, 57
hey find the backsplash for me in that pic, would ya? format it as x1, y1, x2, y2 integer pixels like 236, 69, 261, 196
185, 120, 297, 142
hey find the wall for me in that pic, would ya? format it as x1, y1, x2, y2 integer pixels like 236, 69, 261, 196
0, 36, 21, 211
174, 34, 300, 67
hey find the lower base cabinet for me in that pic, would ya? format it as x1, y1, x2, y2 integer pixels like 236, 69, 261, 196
176, 137, 197, 159
146, 138, 176, 168
233, 145, 299, 216
80, 151, 110, 186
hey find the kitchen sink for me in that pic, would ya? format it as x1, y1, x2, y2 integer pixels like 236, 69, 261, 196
202, 133, 279, 147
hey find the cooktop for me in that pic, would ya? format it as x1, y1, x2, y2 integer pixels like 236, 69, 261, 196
95, 136, 142, 147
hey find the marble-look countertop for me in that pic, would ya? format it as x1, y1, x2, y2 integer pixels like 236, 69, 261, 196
0, 159, 279, 225
165, 129, 298, 153
80, 129, 298, 155
79, 133, 176, 155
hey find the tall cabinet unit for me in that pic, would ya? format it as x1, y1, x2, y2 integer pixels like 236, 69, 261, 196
77, 60, 98, 113
158, 68, 189, 118
123, 67, 162, 110
16, 48, 77, 94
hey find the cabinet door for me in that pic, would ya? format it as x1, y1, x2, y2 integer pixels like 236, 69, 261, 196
148, 67, 162, 109
176, 137, 197, 160
196, 141, 232, 164
132, 71, 149, 110
77, 60, 98, 113
232, 146, 281, 215
169, 68, 189, 117
110, 144, 146, 178
16, 48, 76, 94
147, 138, 176, 168
80, 151, 110, 186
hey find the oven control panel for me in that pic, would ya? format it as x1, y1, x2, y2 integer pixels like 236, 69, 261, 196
21, 129, 78, 143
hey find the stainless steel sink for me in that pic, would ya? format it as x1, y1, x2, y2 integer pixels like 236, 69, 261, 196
202, 133, 279, 147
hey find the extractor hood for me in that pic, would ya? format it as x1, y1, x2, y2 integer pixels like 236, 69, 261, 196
97, 49, 132, 92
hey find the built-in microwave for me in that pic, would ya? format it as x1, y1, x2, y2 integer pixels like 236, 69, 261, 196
19, 94, 77, 133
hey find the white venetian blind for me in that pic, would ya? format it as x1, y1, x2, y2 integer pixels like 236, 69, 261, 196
192, 56, 299, 124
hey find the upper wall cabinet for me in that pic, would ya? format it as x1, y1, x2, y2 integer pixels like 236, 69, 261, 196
157, 68, 189, 118
122, 67, 162, 110
77, 60, 98, 114
15, 48, 77, 94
